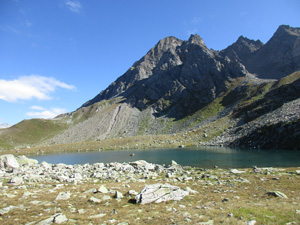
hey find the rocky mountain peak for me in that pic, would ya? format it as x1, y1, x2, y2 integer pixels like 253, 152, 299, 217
188, 34, 206, 47
243, 25, 300, 79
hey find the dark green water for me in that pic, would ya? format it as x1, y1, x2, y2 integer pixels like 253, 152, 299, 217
31, 146, 300, 168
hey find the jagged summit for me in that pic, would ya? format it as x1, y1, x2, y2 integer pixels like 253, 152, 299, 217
83, 25, 300, 110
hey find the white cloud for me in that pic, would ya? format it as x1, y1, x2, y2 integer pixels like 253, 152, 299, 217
0, 75, 76, 102
65, 0, 82, 13
26, 106, 67, 119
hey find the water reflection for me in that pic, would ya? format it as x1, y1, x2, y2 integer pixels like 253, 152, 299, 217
31, 147, 300, 168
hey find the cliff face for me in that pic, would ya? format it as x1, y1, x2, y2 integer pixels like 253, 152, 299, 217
222, 25, 300, 79
83, 34, 248, 119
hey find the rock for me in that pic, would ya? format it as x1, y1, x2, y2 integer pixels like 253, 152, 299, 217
114, 191, 123, 199
130, 160, 155, 171
102, 195, 111, 201
0, 205, 17, 215
15, 155, 38, 166
55, 191, 71, 201
89, 213, 106, 219
171, 160, 178, 166
0, 154, 20, 169
127, 190, 138, 196
89, 196, 102, 204
136, 183, 189, 204
266, 191, 288, 199
98, 185, 108, 194
53, 214, 68, 224
40, 161, 52, 169
230, 169, 245, 174
84, 188, 98, 194
8, 176, 23, 185
296, 170, 300, 175
184, 186, 198, 194
246, 220, 257, 225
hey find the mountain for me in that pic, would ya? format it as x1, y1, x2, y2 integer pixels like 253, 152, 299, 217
82, 34, 248, 119
0, 25, 299, 151
0, 123, 10, 129
222, 25, 300, 79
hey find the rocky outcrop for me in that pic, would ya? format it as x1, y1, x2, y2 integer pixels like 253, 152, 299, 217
136, 183, 189, 204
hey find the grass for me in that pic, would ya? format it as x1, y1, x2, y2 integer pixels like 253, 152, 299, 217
0, 119, 68, 150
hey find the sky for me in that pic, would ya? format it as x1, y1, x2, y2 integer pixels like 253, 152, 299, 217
0, 0, 299, 126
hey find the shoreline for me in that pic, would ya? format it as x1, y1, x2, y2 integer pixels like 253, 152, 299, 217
1, 154, 300, 224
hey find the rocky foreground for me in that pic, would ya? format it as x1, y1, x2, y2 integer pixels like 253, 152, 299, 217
1, 154, 300, 224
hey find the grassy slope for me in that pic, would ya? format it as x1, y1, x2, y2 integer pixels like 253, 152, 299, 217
0, 119, 68, 150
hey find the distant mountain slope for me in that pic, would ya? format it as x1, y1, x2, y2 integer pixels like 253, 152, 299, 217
0, 123, 10, 129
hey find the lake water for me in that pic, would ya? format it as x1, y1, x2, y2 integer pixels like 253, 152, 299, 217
31, 146, 300, 168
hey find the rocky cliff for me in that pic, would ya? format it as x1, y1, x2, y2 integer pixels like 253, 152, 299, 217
222, 25, 300, 79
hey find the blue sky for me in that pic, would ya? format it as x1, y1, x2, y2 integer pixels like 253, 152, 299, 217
0, 0, 299, 126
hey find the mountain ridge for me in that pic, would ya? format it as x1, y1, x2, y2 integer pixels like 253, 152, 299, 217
0, 25, 300, 151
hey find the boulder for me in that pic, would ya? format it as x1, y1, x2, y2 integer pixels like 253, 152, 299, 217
55, 191, 71, 201
230, 169, 245, 174
15, 155, 38, 166
136, 183, 189, 204
0, 154, 20, 169
266, 191, 288, 199
98, 185, 108, 194
8, 176, 23, 185
114, 191, 123, 199
130, 160, 155, 171
89, 196, 102, 204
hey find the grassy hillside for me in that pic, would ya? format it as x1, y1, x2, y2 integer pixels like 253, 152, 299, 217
0, 119, 68, 150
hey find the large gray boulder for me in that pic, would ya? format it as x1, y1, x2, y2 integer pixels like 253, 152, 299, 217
136, 183, 189, 204
0, 154, 20, 169
16, 155, 38, 166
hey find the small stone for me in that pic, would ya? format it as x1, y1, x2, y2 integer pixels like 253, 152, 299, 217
230, 169, 245, 174
55, 191, 71, 201
53, 214, 68, 224
89, 213, 106, 219
266, 191, 288, 199
78, 209, 86, 214
8, 177, 23, 185
114, 191, 123, 199
222, 198, 229, 202
98, 185, 108, 194
228, 212, 234, 217
184, 186, 198, 194
84, 188, 98, 194
102, 195, 111, 201
246, 220, 257, 225
89, 196, 102, 204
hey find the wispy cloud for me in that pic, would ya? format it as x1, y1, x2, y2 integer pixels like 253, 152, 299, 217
65, 0, 82, 14
27, 106, 67, 119
0, 75, 76, 102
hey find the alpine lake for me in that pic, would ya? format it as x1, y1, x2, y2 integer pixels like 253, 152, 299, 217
31, 146, 300, 168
